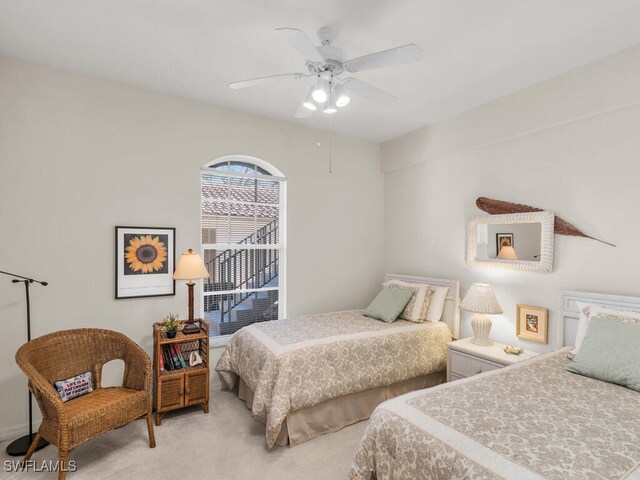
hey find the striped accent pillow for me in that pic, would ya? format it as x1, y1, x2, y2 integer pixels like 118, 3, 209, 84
384, 280, 433, 323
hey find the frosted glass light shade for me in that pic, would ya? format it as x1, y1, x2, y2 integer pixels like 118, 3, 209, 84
173, 249, 209, 281
303, 102, 317, 111
323, 95, 337, 114
303, 86, 318, 111
498, 246, 518, 260
460, 283, 503, 314
311, 85, 328, 103
333, 84, 350, 107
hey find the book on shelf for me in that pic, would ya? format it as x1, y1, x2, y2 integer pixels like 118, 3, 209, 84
162, 344, 182, 370
163, 345, 177, 370
172, 343, 186, 369
162, 345, 173, 370
172, 344, 181, 368
179, 344, 188, 368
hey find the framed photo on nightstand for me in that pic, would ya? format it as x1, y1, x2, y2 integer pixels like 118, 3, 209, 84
516, 304, 548, 344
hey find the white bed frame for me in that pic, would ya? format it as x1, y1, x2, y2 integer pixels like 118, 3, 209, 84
386, 273, 461, 339
558, 290, 640, 348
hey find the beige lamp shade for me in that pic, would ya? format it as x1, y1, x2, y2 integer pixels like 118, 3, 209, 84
497, 245, 518, 260
173, 249, 209, 281
460, 283, 503, 314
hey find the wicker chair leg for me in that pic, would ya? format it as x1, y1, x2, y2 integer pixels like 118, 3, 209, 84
21, 432, 42, 465
58, 450, 68, 480
146, 413, 156, 448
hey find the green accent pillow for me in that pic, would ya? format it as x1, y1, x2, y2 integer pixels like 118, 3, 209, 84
566, 315, 640, 391
364, 287, 415, 323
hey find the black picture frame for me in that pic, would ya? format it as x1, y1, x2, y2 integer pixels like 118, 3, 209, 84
496, 233, 514, 256
115, 226, 176, 299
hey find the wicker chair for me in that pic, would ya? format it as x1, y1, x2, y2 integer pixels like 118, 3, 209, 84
16, 328, 156, 480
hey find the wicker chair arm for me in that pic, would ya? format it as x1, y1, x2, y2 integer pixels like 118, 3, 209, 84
20, 363, 65, 418
122, 342, 152, 392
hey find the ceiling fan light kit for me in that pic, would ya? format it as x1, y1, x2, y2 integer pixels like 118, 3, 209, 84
302, 86, 318, 111
311, 78, 329, 103
323, 94, 338, 114
333, 84, 350, 107
230, 26, 423, 117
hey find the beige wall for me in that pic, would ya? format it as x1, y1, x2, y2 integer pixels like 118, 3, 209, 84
3, 42, 640, 439
382, 44, 640, 352
0, 56, 384, 438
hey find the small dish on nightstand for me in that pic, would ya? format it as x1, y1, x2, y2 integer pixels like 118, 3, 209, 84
504, 345, 524, 355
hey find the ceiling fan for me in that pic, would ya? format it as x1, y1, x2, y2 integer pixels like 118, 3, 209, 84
229, 26, 423, 118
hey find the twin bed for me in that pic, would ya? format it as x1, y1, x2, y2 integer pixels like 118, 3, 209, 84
349, 290, 640, 480
215, 274, 460, 447
216, 279, 640, 479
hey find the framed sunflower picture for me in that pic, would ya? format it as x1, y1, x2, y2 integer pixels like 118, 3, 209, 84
115, 226, 176, 299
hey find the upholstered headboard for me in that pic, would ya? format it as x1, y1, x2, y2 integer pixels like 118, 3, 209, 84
385, 273, 461, 339
558, 290, 640, 349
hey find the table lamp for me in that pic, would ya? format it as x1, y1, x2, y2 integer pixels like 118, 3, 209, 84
498, 246, 518, 260
173, 248, 209, 334
460, 283, 503, 346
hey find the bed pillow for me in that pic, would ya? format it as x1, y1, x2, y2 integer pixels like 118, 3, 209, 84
54, 371, 94, 402
364, 287, 414, 323
570, 304, 640, 358
384, 280, 432, 323
426, 286, 450, 322
589, 305, 640, 322
566, 315, 640, 391
568, 301, 592, 358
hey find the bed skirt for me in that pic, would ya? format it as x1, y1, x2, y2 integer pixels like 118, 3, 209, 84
237, 370, 446, 446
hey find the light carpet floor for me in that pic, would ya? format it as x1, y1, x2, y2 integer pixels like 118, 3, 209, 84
0, 389, 367, 480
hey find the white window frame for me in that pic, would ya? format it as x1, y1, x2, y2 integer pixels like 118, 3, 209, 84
200, 155, 286, 347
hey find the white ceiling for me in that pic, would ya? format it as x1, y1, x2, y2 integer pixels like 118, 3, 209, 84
2, 0, 640, 142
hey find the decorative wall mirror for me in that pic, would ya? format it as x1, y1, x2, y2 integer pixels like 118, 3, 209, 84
466, 211, 555, 273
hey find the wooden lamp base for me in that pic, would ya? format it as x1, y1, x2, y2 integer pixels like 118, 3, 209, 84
182, 281, 201, 335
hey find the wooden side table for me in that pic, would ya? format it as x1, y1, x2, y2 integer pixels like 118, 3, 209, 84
447, 337, 539, 382
153, 319, 210, 425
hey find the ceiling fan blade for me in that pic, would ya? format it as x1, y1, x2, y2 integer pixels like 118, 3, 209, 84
294, 103, 314, 118
276, 28, 324, 62
229, 73, 305, 89
342, 78, 397, 106
344, 44, 423, 73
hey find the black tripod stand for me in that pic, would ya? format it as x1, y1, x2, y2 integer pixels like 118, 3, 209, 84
1, 270, 50, 456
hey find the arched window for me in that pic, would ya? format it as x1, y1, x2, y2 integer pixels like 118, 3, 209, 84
208, 160, 271, 176
201, 156, 286, 341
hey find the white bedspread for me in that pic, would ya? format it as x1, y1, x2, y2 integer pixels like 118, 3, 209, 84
350, 348, 640, 480
215, 310, 451, 447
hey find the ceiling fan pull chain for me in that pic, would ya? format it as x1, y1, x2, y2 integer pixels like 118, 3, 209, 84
315, 118, 321, 149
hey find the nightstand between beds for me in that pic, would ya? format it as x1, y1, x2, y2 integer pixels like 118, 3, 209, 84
447, 337, 540, 382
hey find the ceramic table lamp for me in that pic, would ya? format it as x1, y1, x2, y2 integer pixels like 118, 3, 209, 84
173, 248, 209, 334
498, 246, 518, 260
460, 283, 503, 346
